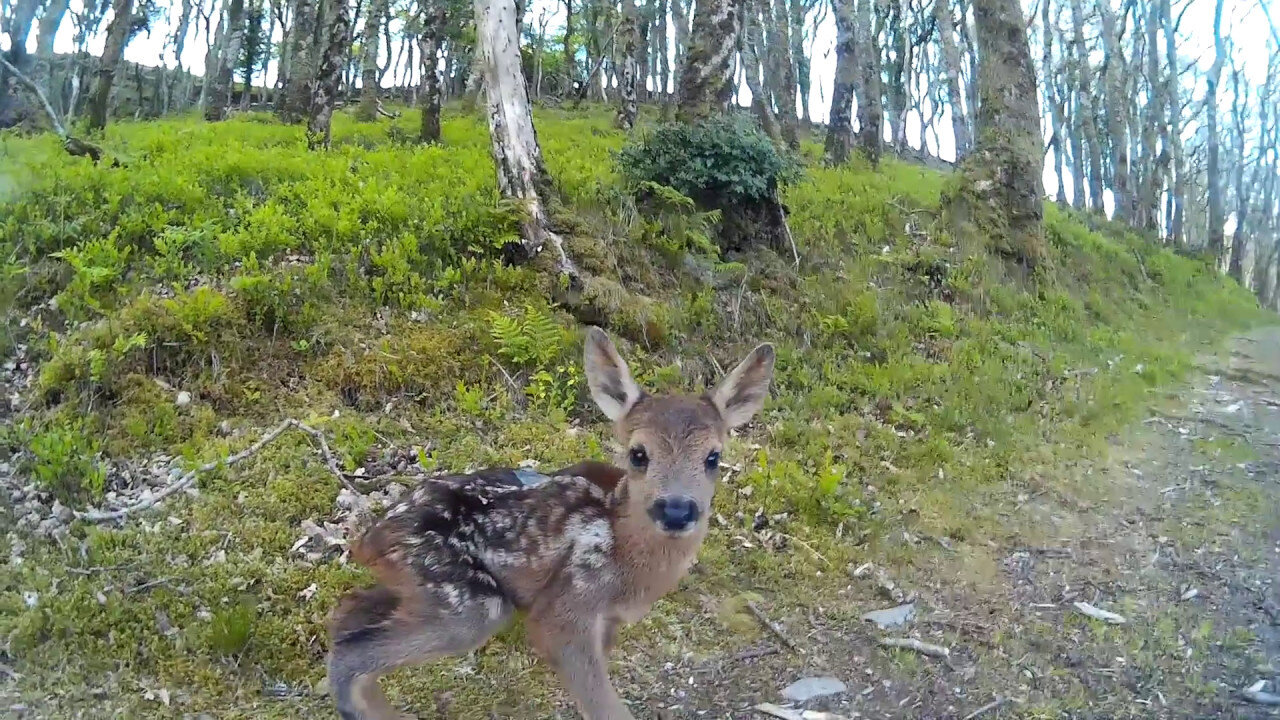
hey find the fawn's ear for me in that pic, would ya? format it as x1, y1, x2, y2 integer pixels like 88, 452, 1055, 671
709, 344, 775, 429
584, 326, 644, 421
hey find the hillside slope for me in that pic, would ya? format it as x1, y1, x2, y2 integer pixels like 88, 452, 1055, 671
0, 108, 1274, 718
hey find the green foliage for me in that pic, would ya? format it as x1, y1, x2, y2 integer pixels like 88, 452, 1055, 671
616, 113, 801, 206
488, 304, 567, 367
18, 417, 107, 502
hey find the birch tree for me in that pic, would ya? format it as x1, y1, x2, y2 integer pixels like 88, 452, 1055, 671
473, 0, 578, 278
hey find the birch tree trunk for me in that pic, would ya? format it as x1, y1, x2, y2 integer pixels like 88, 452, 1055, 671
206, 0, 248, 120
1098, 0, 1132, 224
617, 0, 640, 128
670, 0, 691, 90
934, 0, 971, 159
35, 0, 70, 96
280, 0, 318, 122
419, 0, 445, 142
1161, 0, 1183, 244
358, 0, 390, 120
675, 0, 740, 123
1042, 0, 1068, 205
768, 0, 798, 146
949, 0, 1046, 267
473, 0, 578, 278
789, 0, 810, 124
824, 0, 856, 164
742, 0, 782, 141
855, 0, 882, 167
86, 0, 136, 132
307, 0, 351, 148
1205, 0, 1226, 264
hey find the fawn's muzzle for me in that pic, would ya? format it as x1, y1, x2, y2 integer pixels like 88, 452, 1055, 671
648, 495, 700, 533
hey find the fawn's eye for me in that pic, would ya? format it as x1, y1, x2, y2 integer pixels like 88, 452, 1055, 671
705, 450, 721, 471
629, 446, 649, 470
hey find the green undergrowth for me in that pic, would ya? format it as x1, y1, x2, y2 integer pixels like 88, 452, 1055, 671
0, 104, 1267, 716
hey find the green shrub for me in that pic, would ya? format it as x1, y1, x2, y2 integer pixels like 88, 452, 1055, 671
616, 113, 801, 206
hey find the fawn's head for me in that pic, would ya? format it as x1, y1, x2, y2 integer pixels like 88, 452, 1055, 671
583, 327, 775, 537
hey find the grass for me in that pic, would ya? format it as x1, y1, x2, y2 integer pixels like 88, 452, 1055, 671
0, 103, 1270, 717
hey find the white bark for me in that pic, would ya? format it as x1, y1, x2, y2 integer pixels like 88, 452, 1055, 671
473, 0, 578, 279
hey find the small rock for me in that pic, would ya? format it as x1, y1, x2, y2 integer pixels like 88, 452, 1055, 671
51, 500, 72, 522
384, 483, 407, 501
175, 391, 192, 407
22, 591, 38, 608
861, 602, 916, 629
781, 676, 847, 703
217, 420, 233, 436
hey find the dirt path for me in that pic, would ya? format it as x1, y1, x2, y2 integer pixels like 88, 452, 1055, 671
610, 328, 1280, 720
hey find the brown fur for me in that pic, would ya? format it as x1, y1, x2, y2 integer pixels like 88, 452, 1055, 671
325, 327, 774, 720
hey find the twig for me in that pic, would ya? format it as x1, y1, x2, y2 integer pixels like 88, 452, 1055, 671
878, 637, 950, 658
776, 191, 801, 267
126, 577, 173, 594
65, 563, 138, 576
731, 645, 780, 662
775, 531, 833, 566
746, 600, 799, 652
963, 696, 1006, 719
77, 419, 359, 523
487, 355, 526, 408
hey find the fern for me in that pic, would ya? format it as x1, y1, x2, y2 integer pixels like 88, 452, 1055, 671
488, 305, 565, 368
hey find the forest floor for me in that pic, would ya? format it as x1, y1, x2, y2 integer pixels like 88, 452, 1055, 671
1, 110, 1276, 719
6, 331, 1279, 719
590, 326, 1280, 720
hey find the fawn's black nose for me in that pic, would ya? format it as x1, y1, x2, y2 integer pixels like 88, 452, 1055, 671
649, 495, 700, 533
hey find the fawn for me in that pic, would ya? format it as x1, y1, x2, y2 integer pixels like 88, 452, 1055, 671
325, 326, 775, 720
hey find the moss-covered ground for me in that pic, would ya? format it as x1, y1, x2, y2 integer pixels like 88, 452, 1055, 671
1, 106, 1276, 719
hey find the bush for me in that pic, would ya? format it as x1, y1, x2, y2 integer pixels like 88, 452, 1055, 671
616, 113, 800, 207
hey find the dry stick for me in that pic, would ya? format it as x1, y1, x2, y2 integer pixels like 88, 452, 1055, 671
776, 190, 801, 267
745, 600, 799, 652
962, 696, 1006, 720
878, 637, 951, 658
77, 419, 359, 524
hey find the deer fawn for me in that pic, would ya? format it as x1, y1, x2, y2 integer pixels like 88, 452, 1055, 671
325, 326, 775, 720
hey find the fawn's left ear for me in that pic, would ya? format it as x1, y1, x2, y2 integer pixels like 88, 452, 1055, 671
709, 344, 775, 429
583, 326, 644, 421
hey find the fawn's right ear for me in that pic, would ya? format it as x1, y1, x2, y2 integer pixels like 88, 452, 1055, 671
584, 326, 643, 421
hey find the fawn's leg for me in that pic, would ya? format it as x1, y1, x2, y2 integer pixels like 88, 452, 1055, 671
327, 585, 513, 720
526, 610, 635, 720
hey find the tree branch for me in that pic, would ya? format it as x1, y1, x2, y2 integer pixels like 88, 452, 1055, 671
77, 419, 361, 523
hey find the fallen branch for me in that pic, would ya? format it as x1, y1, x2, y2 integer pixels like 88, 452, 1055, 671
878, 637, 950, 658
962, 696, 1006, 719
1072, 601, 1127, 624
375, 99, 401, 119
0, 54, 114, 165
746, 600, 799, 652
77, 419, 359, 523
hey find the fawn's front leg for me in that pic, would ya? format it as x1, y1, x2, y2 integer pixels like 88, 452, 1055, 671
526, 611, 634, 720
